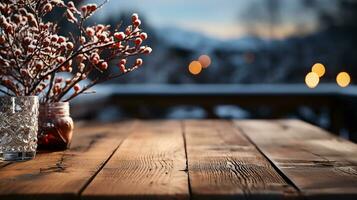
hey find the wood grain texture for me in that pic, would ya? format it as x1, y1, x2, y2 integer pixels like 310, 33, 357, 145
2, 119, 357, 200
0, 161, 11, 168
0, 121, 134, 200
235, 120, 357, 199
82, 120, 189, 200
184, 120, 297, 200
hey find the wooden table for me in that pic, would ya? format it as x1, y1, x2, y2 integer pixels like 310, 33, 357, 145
1, 120, 357, 200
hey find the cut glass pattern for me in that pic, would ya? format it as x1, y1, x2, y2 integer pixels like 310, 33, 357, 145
0, 96, 39, 161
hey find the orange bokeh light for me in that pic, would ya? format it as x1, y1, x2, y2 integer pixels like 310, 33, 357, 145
336, 72, 351, 87
198, 55, 211, 68
188, 61, 202, 75
305, 72, 319, 88
311, 63, 325, 77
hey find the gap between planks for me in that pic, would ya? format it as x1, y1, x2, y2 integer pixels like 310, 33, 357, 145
233, 120, 301, 193
77, 122, 135, 197
235, 120, 357, 199
81, 120, 189, 200
0, 121, 135, 200
183, 120, 298, 200
180, 120, 193, 200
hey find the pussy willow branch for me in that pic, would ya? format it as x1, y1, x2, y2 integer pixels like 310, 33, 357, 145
3, 32, 25, 92
63, 71, 128, 102
62, 51, 143, 102
45, 74, 55, 102
28, 39, 116, 95
1, 1, 151, 101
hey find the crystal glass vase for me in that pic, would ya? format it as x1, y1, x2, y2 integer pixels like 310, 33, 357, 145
38, 102, 74, 150
0, 96, 39, 161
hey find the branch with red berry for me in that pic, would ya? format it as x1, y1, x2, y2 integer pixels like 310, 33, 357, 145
0, 0, 152, 102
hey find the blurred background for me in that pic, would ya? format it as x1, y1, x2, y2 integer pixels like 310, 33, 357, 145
68, 0, 357, 141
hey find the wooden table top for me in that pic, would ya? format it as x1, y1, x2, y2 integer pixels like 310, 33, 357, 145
1, 120, 357, 200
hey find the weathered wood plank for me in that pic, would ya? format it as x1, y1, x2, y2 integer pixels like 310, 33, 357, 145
184, 120, 297, 200
0, 121, 134, 200
235, 120, 357, 199
82, 121, 189, 200
0, 161, 11, 168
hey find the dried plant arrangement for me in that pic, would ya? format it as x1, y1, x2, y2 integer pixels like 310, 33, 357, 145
0, 0, 152, 102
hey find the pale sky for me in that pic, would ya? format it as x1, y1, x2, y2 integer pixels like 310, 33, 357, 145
85, 0, 333, 39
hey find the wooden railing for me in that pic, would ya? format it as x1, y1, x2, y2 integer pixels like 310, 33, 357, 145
71, 84, 357, 141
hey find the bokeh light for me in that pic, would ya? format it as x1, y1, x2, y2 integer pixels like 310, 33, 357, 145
198, 55, 211, 68
336, 72, 351, 87
188, 61, 202, 75
305, 72, 320, 88
311, 63, 325, 77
